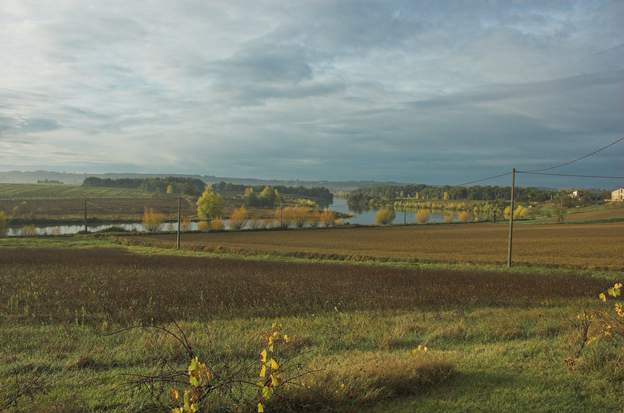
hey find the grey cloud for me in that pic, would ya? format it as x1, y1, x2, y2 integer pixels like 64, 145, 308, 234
0, 0, 623, 184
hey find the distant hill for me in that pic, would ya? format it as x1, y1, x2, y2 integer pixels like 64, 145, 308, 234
0, 170, 403, 192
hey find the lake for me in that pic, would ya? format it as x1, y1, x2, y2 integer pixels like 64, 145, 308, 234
5, 197, 453, 236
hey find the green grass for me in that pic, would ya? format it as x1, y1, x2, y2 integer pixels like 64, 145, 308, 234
2, 307, 621, 412
1, 236, 623, 412
0, 183, 155, 199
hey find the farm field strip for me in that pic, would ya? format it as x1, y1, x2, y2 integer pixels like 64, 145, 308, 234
122, 222, 624, 270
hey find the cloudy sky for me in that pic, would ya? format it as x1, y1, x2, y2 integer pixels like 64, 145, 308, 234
1, 0, 623, 186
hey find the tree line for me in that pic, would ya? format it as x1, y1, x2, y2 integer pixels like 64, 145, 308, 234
347, 184, 609, 212
211, 181, 333, 207
83, 177, 206, 196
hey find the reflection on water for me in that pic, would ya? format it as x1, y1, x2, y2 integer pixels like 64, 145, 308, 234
330, 197, 452, 225
6, 197, 453, 236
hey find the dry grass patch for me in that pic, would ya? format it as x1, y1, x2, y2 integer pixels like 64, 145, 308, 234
270, 351, 455, 411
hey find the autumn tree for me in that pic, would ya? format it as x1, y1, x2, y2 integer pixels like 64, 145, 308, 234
0, 210, 7, 237
229, 207, 248, 230
319, 208, 336, 227
375, 208, 395, 225
196, 187, 224, 222
143, 208, 165, 232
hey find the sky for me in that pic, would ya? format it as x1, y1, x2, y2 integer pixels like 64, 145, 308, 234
1, 0, 623, 187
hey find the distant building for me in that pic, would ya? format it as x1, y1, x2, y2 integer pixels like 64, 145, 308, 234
569, 190, 583, 199
612, 188, 624, 202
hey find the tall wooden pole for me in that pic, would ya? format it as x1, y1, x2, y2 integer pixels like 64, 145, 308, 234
403, 209, 406, 225
506, 168, 516, 268
83, 199, 88, 233
176, 197, 181, 250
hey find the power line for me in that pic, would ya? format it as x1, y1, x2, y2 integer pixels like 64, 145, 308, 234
455, 135, 623, 186
455, 171, 512, 187
523, 136, 624, 172
517, 171, 624, 179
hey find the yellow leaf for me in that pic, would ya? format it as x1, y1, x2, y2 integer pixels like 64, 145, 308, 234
259, 365, 267, 378
258, 402, 265, 412
271, 374, 279, 387
269, 359, 279, 370
260, 349, 267, 363
170, 387, 180, 401
599, 293, 607, 302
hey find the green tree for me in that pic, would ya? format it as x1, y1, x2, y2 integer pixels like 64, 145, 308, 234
196, 187, 224, 222
258, 186, 277, 206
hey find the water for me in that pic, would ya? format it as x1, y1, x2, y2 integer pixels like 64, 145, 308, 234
6, 197, 452, 236
330, 197, 450, 225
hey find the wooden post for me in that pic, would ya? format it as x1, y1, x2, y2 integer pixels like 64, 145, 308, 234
506, 168, 516, 268
403, 209, 406, 225
83, 199, 88, 233
176, 197, 181, 250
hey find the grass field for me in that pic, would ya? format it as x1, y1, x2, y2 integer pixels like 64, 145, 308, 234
0, 183, 270, 224
1, 241, 622, 412
566, 202, 624, 223
122, 222, 624, 270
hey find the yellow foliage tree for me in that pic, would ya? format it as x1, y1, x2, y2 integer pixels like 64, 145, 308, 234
196, 187, 224, 222
443, 211, 454, 223
211, 218, 225, 231
166, 184, 174, 194
197, 221, 210, 232
415, 209, 430, 224
181, 216, 192, 232
307, 210, 321, 228
143, 208, 165, 232
0, 210, 7, 237
319, 208, 336, 227
229, 207, 248, 230
457, 211, 471, 223
375, 208, 395, 225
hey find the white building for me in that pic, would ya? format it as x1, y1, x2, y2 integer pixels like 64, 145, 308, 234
612, 188, 624, 202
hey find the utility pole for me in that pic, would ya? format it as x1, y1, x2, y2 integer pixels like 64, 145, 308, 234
83, 199, 88, 234
506, 168, 516, 268
176, 197, 181, 250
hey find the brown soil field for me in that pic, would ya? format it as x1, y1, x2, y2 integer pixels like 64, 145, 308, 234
123, 222, 624, 270
0, 248, 607, 324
